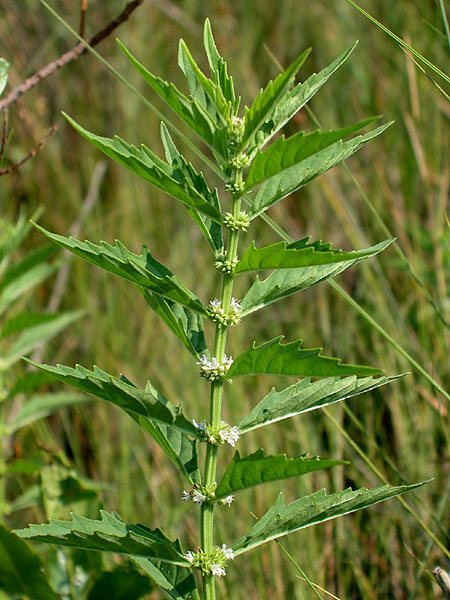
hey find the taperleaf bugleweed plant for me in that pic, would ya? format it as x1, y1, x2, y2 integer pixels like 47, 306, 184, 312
15, 21, 427, 600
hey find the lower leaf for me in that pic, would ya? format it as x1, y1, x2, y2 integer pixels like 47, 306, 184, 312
132, 556, 200, 600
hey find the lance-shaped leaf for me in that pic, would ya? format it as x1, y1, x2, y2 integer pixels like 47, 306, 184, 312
254, 43, 358, 149
14, 511, 191, 566
0, 523, 58, 600
0, 58, 9, 97
34, 224, 207, 316
239, 374, 403, 434
86, 566, 154, 600
241, 48, 311, 152
132, 555, 200, 600
233, 483, 427, 555
240, 245, 388, 316
248, 123, 392, 220
235, 238, 393, 274
203, 19, 238, 109
25, 361, 200, 439
117, 40, 229, 161
64, 114, 223, 224
227, 337, 382, 378
215, 450, 344, 501
160, 123, 223, 255
245, 117, 378, 191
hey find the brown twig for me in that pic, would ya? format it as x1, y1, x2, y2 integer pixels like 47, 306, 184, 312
0, 125, 58, 176
79, 0, 88, 37
0, 0, 145, 112
434, 567, 450, 599
0, 109, 8, 161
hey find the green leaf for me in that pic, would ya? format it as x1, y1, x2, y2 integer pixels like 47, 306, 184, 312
1, 310, 85, 369
245, 117, 379, 191
25, 361, 200, 438
215, 450, 344, 500
0, 523, 58, 600
241, 48, 311, 151
160, 123, 223, 255
14, 511, 191, 566
132, 555, 200, 600
227, 337, 382, 378
64, 114, 223, 224
233, 483, 427, 555
203, 19, 238, 110
33, 224, 207, 316
117, 40, 229, 161
7, 392, 92, 434
235, 238, 394, 274
248, 123, 392, 220
0, 59, 9, 98
141, 290, 208, 358
6, 370, 56, 399
87, 566, 154, 600
239, 374, 403, 434
240, 246, 388, 316
254, 43, 358, 148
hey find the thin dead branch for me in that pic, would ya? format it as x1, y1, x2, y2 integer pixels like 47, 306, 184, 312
79, 0, 88, 37
0, 109, 8, 161
0, 125, 58, 176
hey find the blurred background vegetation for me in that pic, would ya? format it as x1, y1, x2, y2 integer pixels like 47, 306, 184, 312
0, 1, 449, 598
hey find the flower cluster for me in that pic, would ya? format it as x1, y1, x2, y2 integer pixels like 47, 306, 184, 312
193, 419, 240, 448
224, 180, 245, 195
227, 115, 245, 148
196, 355, 233, 381
181, 483, 216, 505
184, 544, 235, 577
229, 152, 251, 169
214, 254, 239, 274
207, 298, 241, 326
223, 210, 250, 231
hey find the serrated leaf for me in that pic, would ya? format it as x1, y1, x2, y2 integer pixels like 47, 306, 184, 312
132, 555, 200, 600
87, 566, 154, 600
160, 123, 223, 255
239, 374, 403, 434
0, 523, 58, 600
245, 117, 378, 191
7, 392, 92, 434
203, 19, 238, 110
233, 483, 427, 555
235, 238, 393, 274
25, 361, 199, 439
141, 290, 208, 358
0, 59, 9, 97
2, 310, 85, 369
34, 224, 207, 316
248, 123, 392, 220
117, 40, 229, 161
64, 114, 223, 224
215, 450, 344, 500
242, 48, 311, 151
255, 43, 358, 149
14, 511, 191, 566
227, 336, 382, 378
240, 250, 385, 316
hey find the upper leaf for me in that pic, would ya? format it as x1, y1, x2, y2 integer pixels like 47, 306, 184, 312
248, 123, 392, 220
227, 337, 382, 378
253, 43, 358, 149
34, 224, 207, 316
241, 48, 311, 152
0, 523, 58, 600
233, 483, 427, 555
239, 374, 403, 434
235, 238, 394, 274
215, 450, 344, 500
203, 19, 238, 110
64, 114, 223, 224
25, 361, 200, 439
14, 511, 191, 566
117, 40, 229, 161
132, 556, 200, 600
245, 117, 378, 191
0, 58, 9, 97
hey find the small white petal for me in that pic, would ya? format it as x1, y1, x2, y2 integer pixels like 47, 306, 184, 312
221, 544, 235, 560
211, 564, 226, 577
184, 551, 195, 563
181, 490, 191, 502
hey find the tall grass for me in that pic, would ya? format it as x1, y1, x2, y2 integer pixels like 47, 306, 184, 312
0, 1, 448, 598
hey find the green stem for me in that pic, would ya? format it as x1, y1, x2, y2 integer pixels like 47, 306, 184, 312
201, 169, 242, 600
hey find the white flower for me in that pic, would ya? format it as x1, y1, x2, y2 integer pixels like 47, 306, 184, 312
211, 564, 226, 577
192, 489, 207, 505
209, 298, 223, 311
184, 551, 195, 563
181, 490, 191, 502
196, 355, 233, 381
230, 297, 241, 310
192, 419, 208, 432
219, 425, 240, 447
223, 495, 234, 507
221, 544, 235, 560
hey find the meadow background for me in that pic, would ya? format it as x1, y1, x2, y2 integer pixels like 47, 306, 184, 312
0, 1, 449, 598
